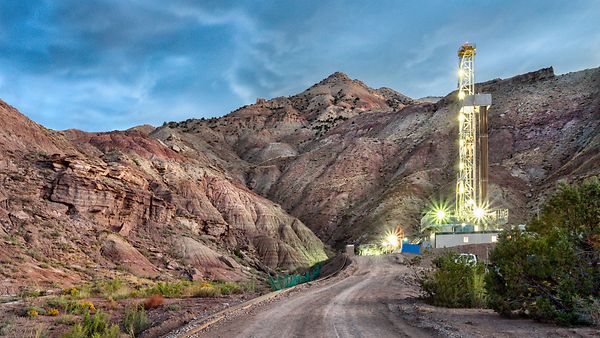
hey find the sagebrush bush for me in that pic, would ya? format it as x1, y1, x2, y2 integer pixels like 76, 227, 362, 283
420, 252, 486, 308
144, 281, 185, 298
94, 279, 129, 300
192, 284, 220, 298
122, 305, 150, 336
217, 282, 243, 295
63, 311, 120, 338
21, 306, 45, 318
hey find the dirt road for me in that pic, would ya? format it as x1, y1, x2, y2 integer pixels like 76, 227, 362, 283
189, 254, 599, 338
198, 255, 434, 338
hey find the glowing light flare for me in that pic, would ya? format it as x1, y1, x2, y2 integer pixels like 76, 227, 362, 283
386, 233, 399, 247
436, 210, 446, 221
458, 91, 466, 100
472, 204, 491, 223
425, 199, 452, 225
381, 229, 402, 249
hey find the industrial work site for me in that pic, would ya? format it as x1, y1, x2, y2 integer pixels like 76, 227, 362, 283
0, 1, 598, 337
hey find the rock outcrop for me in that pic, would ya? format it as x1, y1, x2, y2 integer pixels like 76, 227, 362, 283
0, 101, 326, 293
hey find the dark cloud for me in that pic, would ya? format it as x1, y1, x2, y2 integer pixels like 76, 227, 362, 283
0, 0, 598, 131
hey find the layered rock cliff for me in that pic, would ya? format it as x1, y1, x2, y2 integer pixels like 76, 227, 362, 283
0, 103, 326, 294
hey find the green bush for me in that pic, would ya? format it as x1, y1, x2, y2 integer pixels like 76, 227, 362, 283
420, 252, 486, 308
143, 281, 185, 298
239, 281, 258, 293
20, 306, 46, 317
486, 178, 600, 326
217, 282, 243, 295
94, 279, 128, 300
62, 311, 120, 338
122, 305, 150, 337
192, 285, 220, 298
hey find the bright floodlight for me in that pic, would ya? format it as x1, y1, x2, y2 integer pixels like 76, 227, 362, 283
386, 233, 399, 248
426, 199, 451, 226
473, 207, 485, 220
458, 90, 466, 100
458, 69, 465, 78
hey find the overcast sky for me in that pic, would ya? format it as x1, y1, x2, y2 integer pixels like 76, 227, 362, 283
1, 0, 599, 131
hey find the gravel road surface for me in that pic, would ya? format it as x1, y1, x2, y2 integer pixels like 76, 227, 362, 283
187, 255, 599, 338
198, 255, 433, 338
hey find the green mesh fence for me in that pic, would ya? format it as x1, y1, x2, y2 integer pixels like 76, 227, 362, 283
268, 264, 322, 291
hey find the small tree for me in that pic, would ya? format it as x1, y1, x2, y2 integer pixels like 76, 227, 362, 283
486, 178, 600, 325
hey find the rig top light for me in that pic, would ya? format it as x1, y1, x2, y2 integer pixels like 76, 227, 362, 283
458, 43, 476, 58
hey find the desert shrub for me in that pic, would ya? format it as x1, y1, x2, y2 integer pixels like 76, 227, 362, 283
191, 283, 220, 298
217, 282, 242, 295
47, 308, 60, 316
573, 297, 600, 327
239, 281, 258, 293
79, 301, 95, 313
143, 281, 185, 298
420, 252, 487, 308
486, 178, 600, 326
56, 315, 78, 326
63, 311, 120, 338
63, 287, 80, 297
21, 306, 46, 318
19, 288, 45, 299
94, 279, 129, 300
143, 295, 164, 309
122, 305, 150, 336
45, 296, 91, 314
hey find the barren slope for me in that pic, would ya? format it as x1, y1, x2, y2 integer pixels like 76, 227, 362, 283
0, 101, 326, 294
161, 67, 600, 246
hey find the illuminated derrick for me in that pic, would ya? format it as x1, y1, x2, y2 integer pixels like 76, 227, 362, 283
455, 43, 508, 226
456, 43, 479, 222
419, 43, 508, 246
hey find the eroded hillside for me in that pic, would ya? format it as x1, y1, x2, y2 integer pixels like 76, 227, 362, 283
1, 66, 598, 293
158, 67, 600, 246
0, 101, 326, 293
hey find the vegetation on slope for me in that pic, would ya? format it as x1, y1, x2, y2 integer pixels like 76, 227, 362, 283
486, 177, 600, 325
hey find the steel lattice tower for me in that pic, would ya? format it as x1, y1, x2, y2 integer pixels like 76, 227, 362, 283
456, 43, 480, 222
419, 43, 509, 233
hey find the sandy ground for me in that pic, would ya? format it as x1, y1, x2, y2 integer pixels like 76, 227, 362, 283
191, 255, 600, 338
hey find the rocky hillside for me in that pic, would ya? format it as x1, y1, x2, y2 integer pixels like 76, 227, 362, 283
0, 101, 326, 294
1, 66, 598, 293
159, 67, 600, 246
